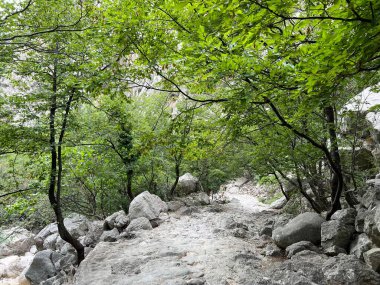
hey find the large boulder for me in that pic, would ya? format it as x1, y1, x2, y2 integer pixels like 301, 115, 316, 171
125, 217, 153, 233
64, 213, 90, 239
128, 191, 168, 221
272, 212, 325, 249
99, 228, 119, 242
0, 254, 33, 279
321, 220, 355, 251
364, 207, 380, 246
285, 241, 321, 258
176, 173, 203, 196
25, 250, 59, 285
0, 227, 35, 257
83, 220, 104, 247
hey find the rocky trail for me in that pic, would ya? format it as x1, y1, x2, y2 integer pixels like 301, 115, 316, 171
74, 183, 279, 285
2, 176, 380, 285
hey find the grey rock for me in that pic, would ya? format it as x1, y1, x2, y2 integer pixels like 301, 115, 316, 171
177, 192, 210, 206
43, 233, 58, 250
364, 208, 380, 246
186, 278, 205, 285
99, 228, 119, 242
0, 227, 35, 257
331, 208, 357, 225
125, 217, 153, 233
233, 228, 248, 239
361, 184, 380, 209
323, 253, 380, 284
35, 223, 58, 241
350, 233, 374, 259
64, 213, 89, 239
272, 212, 325, 248
167, 200, 185, 212
363, 248, 380, 273
25, 249, 58, 285
129, 191, 168, 221
286, 241, 321, 258
270, 196, 287, 209
324, 245, 347, 256
355, 207, 369, 233
321, 220, 355, 250
264, 244, 283, 257
272, 214, 293, 231
176, 173, 203, 196
83, 220, 104, 247
104, 210, 129, 230
259, 220, 274, 237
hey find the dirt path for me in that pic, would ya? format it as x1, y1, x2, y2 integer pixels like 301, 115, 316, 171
74, 186, 281, 285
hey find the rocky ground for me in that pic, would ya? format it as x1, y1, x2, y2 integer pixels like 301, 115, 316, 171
74, 181, 277, 285
2, 175, 380, 285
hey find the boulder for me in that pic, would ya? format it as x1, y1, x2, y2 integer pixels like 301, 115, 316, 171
43, 233, 58, 250
259, 220, 274, 237
64, 213, 89, 239
324, 245, 347, 256
0, 227, 35, 257
25, 250, 58, 285
166, 200, 185, 212
364, 207, 380, 246
264, 244, 283, 257
350, 233, 374, 259
125, 217, 153, 233
104, 210, 129, 230
129, 191, 168, 221
176, 173, 203, 196
99, 228, 119, 242
83, 220, 104, 247
285, 241, 321, 258
361, 184, 380, 209
272, 212, 325, 248
322, 253, 380, 284
331, 208, 357, 225
269, 196, 287, 209
363, 248, 380, 273
321, 220, 355, 250
35, 223, 58, 242
177, 192, 210, 206
355, 207, 369, 233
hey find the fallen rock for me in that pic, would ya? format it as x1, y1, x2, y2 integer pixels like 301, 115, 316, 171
364, 207, 380, 246
129, 191, 168, 221
166, 200, 185, 212
176, 192, 210, 206
321, 220, 355, 250
269, 196, 287, 209
125, 217, 153, 233
104, 210, 129, 231
64, 213, 90, 239
286, 241, 321, 258
43, 233, 58, 250
83, 220, 104, 247
259, 220, 274, 237
324, 245, 347, 256
176, 173, 203, 196
350, 233, 374, 259
25, 250, 58, 285
363, 248, 380, 273
99, 228, 119, 242
272, 212, 325, 248
264, 244, 283, 257
356, 208, 369, 233
331, 208, 357, 225
0, 254, 33, 279
0, 227, 35, 257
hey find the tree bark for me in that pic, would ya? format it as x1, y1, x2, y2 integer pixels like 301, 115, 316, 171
126, 168, 134, 200
48, 58, 84, 264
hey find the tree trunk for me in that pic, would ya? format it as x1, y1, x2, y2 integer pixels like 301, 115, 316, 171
324, 106, 343, 220
126, 168, 134, 200
170, 158, 181, 197
48, 60, 84, 264
273, 171, 289, 201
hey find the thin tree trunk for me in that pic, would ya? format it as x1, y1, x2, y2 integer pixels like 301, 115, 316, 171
170, 157, 181, 197
48, 59, 84, 264
273, 171, 289, 201
126, 168, 134, 200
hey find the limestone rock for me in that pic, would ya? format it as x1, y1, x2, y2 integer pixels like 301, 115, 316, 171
324, 245, 347, 256
331, 208, 357, 225
166, 200, 185, 212
322, 254, 380, 284
0, 254, 33, 279
125, 217, 153, 233
64, 213, 89, 239
129, 191, 168, 221
43, 233, 58, 250
364, 207, 380, 246
25, 250, 58, 285
259, 220, 274, 237
286, 241, 321, 258
176, 192, 210, 206
35, 223, 58, 242
270, 196, 287, 209
176, 173, 203, 196
355, 208, 369, 233
0, 227, 35, 257
272, 212, 325, 248
99, 228, 119, 242
104, 210, 129, 230
321, 220, 355, 250
83, 220, 104, 247
363, 248, 380, 273
350, 233, 373, 259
